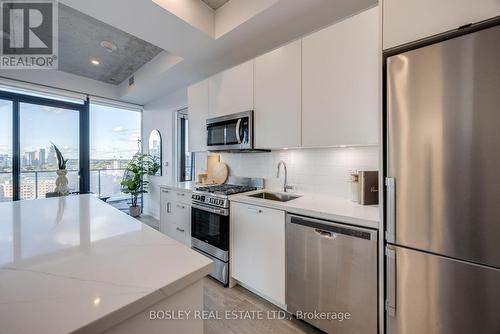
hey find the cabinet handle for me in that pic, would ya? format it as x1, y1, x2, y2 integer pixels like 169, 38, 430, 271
166, 202, 171, 213
176, 227, 185, 233
161, 189, 169, 193
177, 192, 185, 197
247, 207, 262, 214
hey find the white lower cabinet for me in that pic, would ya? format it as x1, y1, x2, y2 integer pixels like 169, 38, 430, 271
160, 188, 191, 247
231, 202, 285, 306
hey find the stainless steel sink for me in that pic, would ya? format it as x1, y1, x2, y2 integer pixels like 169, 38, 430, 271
248, 192, 300, 202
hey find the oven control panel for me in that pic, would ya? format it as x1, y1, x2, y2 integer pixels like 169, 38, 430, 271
192, 192, 229, 208
192, 194, 206, 202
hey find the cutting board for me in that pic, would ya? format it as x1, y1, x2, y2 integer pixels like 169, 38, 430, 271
210, 162, 228, 184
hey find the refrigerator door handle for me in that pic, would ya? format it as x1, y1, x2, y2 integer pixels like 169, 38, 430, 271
386, 245, 397, 317
385, 177, 396, 243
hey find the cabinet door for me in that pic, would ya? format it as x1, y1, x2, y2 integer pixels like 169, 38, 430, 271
208, 60, 254, 118
383, 0, 500, 50
255, 40, 301, 149
188, 80, 209, 152
302, 7, 379, 147
169, 202, 191, 246
160, 188, 172, 235
231, 202, 285, 305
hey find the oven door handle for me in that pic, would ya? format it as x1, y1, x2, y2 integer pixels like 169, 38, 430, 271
192, 202, 229, 216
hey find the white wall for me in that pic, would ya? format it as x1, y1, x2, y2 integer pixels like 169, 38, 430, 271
217, 146, 379, 199
151, 0, 215, 37
142, 88, 187, 218
215, 0, 278, 38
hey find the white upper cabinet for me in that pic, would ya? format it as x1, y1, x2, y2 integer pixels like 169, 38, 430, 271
208, 60, 254, 118
302, 7, 379, 148
383, 0, 500, 49
188, 79, 209, 152
255, 40, 302, 149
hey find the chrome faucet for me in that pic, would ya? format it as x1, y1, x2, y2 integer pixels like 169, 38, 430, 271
277, 160, 293, 193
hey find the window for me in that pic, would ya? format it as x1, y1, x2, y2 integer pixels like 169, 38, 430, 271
0, 89, 86, 201
0, 100, 13, 202
20, 103, 80, 199
178, 111, 194, 182
90, 103, 142, 198
0, 85, 144, 202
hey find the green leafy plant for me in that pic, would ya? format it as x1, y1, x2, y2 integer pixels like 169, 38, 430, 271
120, 154, 160, 207
51, 142, 68, 170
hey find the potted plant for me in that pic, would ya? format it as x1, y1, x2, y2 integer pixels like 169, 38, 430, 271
52, 143, 70, 195
120, 154, 160, 217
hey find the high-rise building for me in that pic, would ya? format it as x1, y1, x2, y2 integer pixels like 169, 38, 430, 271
38, 148, 46, 166
24, 151, 37, 166
47, 146, 57, 166
0, 154, 7, 168
2, 179, 56, 200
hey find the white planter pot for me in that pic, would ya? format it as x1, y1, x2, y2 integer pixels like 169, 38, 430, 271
129, 205, 141, 217
54, 170, 69, 195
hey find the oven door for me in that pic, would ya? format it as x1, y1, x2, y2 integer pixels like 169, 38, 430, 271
206, 111, 252, 150
191, 204, 230, 257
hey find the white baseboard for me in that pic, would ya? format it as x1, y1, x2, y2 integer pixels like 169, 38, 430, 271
143, 208, 159, 220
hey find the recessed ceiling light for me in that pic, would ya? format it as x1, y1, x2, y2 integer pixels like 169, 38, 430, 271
100, 40, 117, 52
91, 59, 100, 66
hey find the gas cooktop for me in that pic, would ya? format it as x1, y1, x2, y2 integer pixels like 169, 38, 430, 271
195, 184, 258, 196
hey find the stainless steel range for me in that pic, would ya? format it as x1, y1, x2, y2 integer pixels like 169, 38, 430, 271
191, 176, 263, 286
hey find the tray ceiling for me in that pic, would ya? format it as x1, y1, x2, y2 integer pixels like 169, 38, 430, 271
58, 4, 163, 85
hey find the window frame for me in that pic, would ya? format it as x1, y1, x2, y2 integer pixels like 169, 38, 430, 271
0, 90, 89, 201
177, 109, 194, 182
0, 85, 144, 202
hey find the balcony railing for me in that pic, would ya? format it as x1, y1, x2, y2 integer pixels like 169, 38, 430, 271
0, 168, 128, 201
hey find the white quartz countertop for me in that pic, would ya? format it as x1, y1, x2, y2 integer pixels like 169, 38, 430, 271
230, 190, 379, 229
0, 195, 212, 334
159, 181, 196, 192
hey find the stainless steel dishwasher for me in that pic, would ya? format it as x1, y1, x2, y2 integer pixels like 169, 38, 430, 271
286, 214, 377, 334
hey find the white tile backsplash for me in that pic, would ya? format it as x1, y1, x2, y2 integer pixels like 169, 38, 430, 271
203, 146, 379, 199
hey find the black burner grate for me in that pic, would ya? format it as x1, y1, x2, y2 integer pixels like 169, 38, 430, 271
195, 184, 257, 195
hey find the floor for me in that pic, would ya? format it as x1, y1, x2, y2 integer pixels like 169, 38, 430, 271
108, 197, 143, 213
136, 214, 160, 231
203, 278, 322, 334
134, 215, 321, 334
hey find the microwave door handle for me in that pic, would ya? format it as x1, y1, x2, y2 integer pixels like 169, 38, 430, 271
236, 119, 242, 144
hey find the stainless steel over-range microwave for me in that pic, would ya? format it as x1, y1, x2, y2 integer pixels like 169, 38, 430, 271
206, 111, 253, 151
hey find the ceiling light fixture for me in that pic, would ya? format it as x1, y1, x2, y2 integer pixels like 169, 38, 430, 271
100, 40, 117, 52
91, 59, 100, 66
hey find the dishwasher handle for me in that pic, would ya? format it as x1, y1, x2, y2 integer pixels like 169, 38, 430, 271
315, 229, 335, 238
288, 215, 374, 241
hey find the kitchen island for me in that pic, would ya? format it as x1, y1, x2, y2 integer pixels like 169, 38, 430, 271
0, 194, 212, 334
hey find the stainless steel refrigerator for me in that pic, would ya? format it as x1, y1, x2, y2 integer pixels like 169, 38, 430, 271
385, 23, 500, 334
